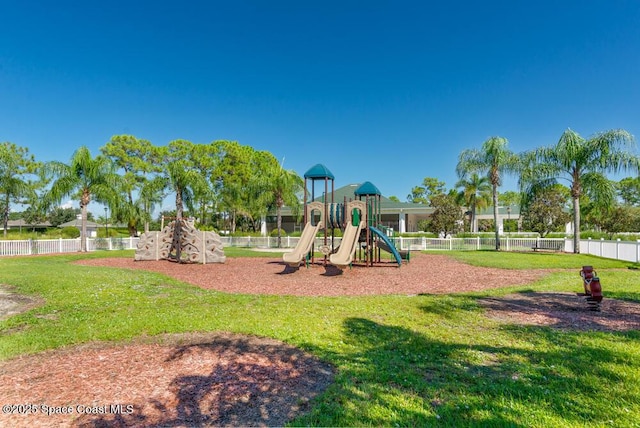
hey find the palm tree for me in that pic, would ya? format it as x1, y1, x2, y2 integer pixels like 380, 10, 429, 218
0, 142, 40, 237
255, 154, 303, 247
520, 128, 638, 253
456, 137, 520, 250
43, 146, 121, 252
138, 176, 167, 234
455, 173, 491, 233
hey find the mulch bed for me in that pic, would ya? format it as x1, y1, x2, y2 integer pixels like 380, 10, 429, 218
0, 333, 333, 428
74, 253, 551, 296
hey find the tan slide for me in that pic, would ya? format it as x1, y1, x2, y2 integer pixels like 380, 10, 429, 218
282, 221, 320, 267
329, 200, 366, 268
282, 201, 324, 267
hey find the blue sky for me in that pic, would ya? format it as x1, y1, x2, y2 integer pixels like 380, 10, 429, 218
2, 1, 640, 213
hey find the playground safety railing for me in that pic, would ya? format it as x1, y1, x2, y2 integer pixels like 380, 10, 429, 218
219, 236, 344, 249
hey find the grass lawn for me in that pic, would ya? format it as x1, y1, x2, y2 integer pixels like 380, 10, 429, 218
1, 249, 639, 426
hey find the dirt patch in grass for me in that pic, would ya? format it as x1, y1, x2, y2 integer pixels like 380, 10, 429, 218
0, 285, 43, 321
0, 332, 334, 428
479, 292, 640, 332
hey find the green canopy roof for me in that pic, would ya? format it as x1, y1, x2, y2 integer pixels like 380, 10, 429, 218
304, 163, 335, 180
354, 181, 381, 196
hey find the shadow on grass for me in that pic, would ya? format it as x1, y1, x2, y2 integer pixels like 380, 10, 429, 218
295, 311, 640, 426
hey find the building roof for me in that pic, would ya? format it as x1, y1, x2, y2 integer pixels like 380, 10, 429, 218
476, 205, 521, 216
7, 219, 52, 228
58, 219, 100, 229
309, 184, 434, 214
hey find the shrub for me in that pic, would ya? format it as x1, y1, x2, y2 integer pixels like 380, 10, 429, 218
60, 227, 80, 238
230, 230, 263, 237
269, 228, 286, 237
196, 224, 216, 232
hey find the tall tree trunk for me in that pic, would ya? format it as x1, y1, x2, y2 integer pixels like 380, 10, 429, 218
492, 185, 500, 250
573, 196, 580, 254
2, 195, 9, 237
276, 204, 283, 248
470, 203, 477, 233
79, 189, 90, 252
231, 211, 236, 233
144, 201, 150, 234
80, 202, 88, 252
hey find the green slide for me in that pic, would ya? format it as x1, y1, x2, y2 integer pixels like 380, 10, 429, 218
369, 226, 404, 266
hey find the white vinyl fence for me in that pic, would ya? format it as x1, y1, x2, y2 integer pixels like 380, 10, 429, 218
221, 236, 566, 252
575, 238, 640, 263
1, 236, 639, 263
0, 237, 140, 256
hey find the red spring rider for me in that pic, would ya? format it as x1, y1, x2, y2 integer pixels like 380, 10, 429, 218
580, 265, 603, 303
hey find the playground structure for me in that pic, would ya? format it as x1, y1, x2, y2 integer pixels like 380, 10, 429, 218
580, 265, 603, 311
135, 218, 226, 264
283, 163, 408, 269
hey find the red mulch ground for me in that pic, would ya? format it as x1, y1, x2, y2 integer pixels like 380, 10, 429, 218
74, 253, 550, 296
